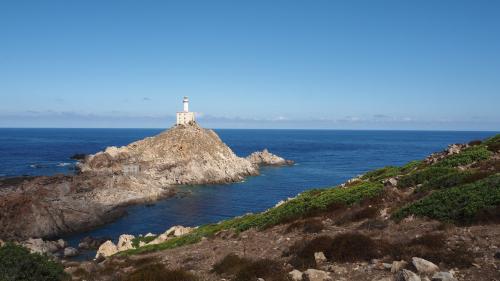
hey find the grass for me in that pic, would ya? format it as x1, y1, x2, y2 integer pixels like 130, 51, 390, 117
122, 181, 383, 255
393, 174, 500, 224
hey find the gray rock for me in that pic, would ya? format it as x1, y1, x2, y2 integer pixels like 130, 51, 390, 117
246, 149, 293, 166
412, 257, 439, 275
303, 269, 332, 281
391, 260, 408, 273
314, 252, 327, 264
395, 269, 421, 281
431, 272, 458, 281
63, 247, 79, 257
95, 240, 118, 259
288, 269, 303, 281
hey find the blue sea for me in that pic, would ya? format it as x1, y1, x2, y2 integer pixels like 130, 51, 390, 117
0, 128, 497, 257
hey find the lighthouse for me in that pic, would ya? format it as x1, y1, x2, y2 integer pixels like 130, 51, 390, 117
176, 96, 195, 125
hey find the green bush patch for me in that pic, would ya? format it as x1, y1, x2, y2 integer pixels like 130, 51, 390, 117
0, 243, 67, 281
435, 145, 492, 168
131, 235, 157, 248
393, 174, 500, 224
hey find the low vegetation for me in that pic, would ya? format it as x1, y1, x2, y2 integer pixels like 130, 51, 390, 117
393, 174, 500, 224
213, 254, 289, 281
0, 243, 67, 281
124, 264, 199, 281
435, 145, 492, 168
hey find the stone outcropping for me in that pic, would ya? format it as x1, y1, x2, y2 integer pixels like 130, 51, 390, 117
246, 149, 294, 166
0, 123, 292, 240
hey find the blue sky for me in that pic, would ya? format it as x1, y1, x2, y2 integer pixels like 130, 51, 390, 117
1, 1, 499, 130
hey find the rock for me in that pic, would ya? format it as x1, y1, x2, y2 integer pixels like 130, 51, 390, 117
391, 260, 408, 273
289, 269, 303, 281
21, 238, 59, 254
95, 240, 118, 259
0, 239, 4, 247
165, 225, 193, 237
145, 232, 155, 237
431, 272, 458, 281
446, 144, 463, 155
257, 278, 265, 281
63, 247, 79, 257
384, 177, 398, 187
246, 149, 294, 166
56, 239, 67, 249
117, 234, 135, 251
412, 257, 439, 275
303, 269, 332, 281
314, 252, 327, 264
79, 236, 110, 250
70, 153, 87, 160
395, 269, 421, 281
64, 266, 78, 274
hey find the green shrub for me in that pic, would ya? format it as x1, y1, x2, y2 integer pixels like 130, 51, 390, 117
234, 259, 289, 281
0, 243, 67, 281
484, 134, 500, 152
362, 166, 401, 181
131, 235, 157, 248
398, 167, 456, 188
435, 145, 492, 168
393, 174, 500, 224
328, 232, 378, 262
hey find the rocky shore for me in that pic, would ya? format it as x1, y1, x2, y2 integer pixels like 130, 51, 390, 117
0, 123, 292, 240
56, 134, 499, 281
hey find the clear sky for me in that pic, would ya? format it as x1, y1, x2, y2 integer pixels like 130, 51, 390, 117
1, 0, 499, 130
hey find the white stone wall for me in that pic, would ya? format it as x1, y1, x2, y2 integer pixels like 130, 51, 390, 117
176, 112, 195, 125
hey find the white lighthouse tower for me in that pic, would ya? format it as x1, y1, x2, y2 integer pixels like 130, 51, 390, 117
176, 96, 195, 125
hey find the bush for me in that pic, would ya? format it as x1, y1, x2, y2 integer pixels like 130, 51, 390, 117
213, 254, 289, 281
131, 235, 157, 248
285, 218, 324, 234
468, 140, 482, 146
362, 166, 401, 181
393, 175, 500, 224
328, 233, 378, 262
124, 264, 199, 281
398, 167, 456, 188
0, 243, 67, 281
286, 236, 334, 269
484, 134, 500, 152
435, 145, 492, 168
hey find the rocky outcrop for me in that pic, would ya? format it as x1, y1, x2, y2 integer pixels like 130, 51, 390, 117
0, 123, 291, 240
246, 149, 294, 166
95, 241, 118, 259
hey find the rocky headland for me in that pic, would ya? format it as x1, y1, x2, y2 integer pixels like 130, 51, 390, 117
0, 123, 292, 240
56, 134, 500, 281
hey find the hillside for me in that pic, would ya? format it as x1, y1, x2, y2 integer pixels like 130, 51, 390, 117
55, 133, 500, 281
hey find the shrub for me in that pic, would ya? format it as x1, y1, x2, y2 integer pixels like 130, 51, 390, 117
357, 219, 389, 230
286, 236, 334, 269
285, 218, 324, 234
213, 254, 289, 281
212, 254, 251, 276
328, 233, 378, 262
131, 235, 157, 248
124, 264, 199, 281
468, 140, 482, 146
484, 134, 500, 152
234, 259, 290, 281
393, 174, 500, 224
435, 145, 492, 168
0, 243, 67, 281
335, 205, 379, 225
398, 167, 456, 188
362, 166, 401, 181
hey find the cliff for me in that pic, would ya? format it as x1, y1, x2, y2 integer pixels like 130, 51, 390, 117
0, 123, 292, 240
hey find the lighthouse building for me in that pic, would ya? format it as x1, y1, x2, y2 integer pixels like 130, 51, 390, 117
176, 96, 195, 125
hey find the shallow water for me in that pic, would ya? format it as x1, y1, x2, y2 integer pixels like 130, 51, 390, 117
0, 128, 497, 258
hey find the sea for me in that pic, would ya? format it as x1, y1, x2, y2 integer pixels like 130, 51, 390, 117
0, 128, 497, 258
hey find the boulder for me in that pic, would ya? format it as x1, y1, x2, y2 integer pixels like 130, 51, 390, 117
95, 241, 118, 259
384, 177, 398, 187
314, 252, 327, 265
21, 238, 59, 254
431, 272, 458, 281
63, 247, 79, 257
391, 260, 408, 273
78, 236, 110, 250
56, 239, 67, 249
395, 269, 421, 281
288, 269, 303, 281
0, 239, 4, 247
412, 257, 439, 275
303, 269, 332, 281
117, 234, 135, 251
